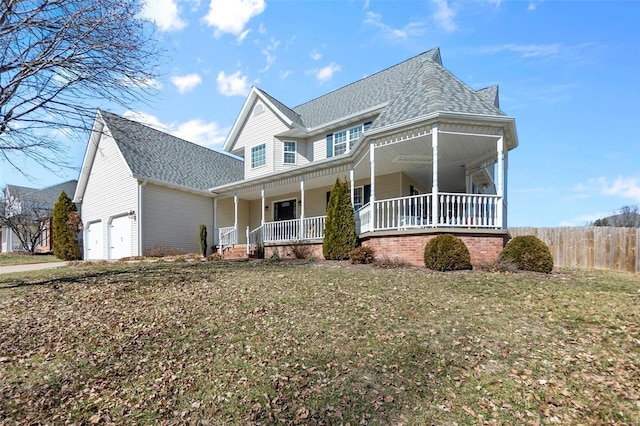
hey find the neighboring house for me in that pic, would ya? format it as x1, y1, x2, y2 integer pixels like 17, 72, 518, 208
1, 180, 78, 253
211, 48, 518, 265
73, 111, 243, 260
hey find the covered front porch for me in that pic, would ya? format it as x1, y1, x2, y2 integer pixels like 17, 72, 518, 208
212, 115, 515, 258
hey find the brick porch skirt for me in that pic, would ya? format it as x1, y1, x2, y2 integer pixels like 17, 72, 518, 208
263, 229, 508, 266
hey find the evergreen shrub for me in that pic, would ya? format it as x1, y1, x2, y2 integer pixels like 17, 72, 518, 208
323, 178, 357, 260
499, 235, 553, 273
423, 234, 472, 271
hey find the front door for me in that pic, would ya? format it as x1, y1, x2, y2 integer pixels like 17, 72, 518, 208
274, 199, 296, 221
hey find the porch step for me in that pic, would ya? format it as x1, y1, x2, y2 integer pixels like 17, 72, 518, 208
221, 245, 249, 259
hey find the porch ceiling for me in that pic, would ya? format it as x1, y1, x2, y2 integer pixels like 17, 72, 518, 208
355, 131, 499, 185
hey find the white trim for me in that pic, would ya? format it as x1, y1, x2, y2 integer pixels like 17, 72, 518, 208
283, 140, 297, 165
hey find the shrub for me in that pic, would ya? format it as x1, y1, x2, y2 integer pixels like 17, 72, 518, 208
375, 255, 411, 269
52, 191, 82, 260
499, 235, 553, 273
199, 224, 208, 257
323, 178, 357, 260
349, 246, 375, 264
289, 243, 314, 260
424, 234, 472, 271
143, 245, 186, 258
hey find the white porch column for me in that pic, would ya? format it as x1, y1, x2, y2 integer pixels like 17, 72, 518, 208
299, 179, 305, 240
260, 186, 265, 226
431, 124, 439, 226
233, 192, 238, 237
213, 198, 218, 245
497, 131, 505, 228
369, 142, 376, 231
349, 165, 355, 209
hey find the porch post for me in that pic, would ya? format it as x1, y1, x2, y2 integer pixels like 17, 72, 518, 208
497, 132, 505, 228
300, 178, 305, 240
369, 142, 376, 230
431, 124, 439, 226
261, 185, 265, 226
504, 146, 509, 229
234, 192, 238, 242
213, 198, 218, 246
349, 165, 355, 209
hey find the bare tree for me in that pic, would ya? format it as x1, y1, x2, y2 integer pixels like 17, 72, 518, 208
1, 191, 51, 253
593, 205, 640, 228
0, 0, 160, 172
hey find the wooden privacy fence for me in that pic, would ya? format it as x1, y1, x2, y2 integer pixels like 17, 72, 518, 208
509, 227, 639, 273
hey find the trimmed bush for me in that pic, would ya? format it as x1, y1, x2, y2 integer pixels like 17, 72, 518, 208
199, 224, 207, 257
323, 178, 357, 260
424, 234, 472, 271
499, 235, 553, 273
349, 246, 375, 264
52, 191, 82, 260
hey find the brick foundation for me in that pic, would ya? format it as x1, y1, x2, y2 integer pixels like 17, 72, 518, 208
263, 242, 324, 260
360, 230, 508, 266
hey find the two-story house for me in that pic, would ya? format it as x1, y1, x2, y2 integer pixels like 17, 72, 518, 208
211, 48, 518, 264
74, 48, 518, 264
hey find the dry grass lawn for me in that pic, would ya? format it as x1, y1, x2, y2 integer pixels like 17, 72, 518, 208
0, 260, 638, 425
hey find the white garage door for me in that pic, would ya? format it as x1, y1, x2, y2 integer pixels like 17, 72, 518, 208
109, 216, 132, 259
86, 221, 104, 260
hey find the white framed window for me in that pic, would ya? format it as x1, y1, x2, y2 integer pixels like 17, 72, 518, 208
283, 141, 296, 164
251, 144, 266, 168
353, 186, 364, 211
334, 130, 347, 155
327, 121, 372, 157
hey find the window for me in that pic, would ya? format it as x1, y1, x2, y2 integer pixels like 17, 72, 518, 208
334, 130, 347, 155
251, 144, 266, 168
283, 141, 296, 164
326, 121, 371, 158
253, 103, 264, 116
353, 185, 371, 211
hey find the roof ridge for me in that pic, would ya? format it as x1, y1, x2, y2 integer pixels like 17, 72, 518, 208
292, 48, 440, 111
99, 110, 239, 159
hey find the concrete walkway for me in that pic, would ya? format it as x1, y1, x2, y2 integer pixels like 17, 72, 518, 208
0, 262, 69, 275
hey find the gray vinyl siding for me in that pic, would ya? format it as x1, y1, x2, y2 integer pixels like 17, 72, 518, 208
274, 139, 311, 172
142, 184, 213, 254
81, 132, 138, 258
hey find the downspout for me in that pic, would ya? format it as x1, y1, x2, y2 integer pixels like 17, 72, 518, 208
138, 179, 147, 256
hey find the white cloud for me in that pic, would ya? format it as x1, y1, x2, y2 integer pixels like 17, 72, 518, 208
261, 38, 280, 72
204, 0, 266, 37
314, 63, 341, 84
171, 73, 202, 94
310, 49, 322, 61
364, 11, 425, 40
480, 43, 562, 58
237, 29, 251, 43
431, 0, 457, 32
216, 70, 250, 96
280, 70, 293, 79
528, 1, 540, 11
140, 0, 187, 32
574, 176, 640, 202
123, 110, 228, 149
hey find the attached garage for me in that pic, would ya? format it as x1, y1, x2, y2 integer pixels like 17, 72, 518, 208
109, 215, 132, 259
86, 221, 103, 260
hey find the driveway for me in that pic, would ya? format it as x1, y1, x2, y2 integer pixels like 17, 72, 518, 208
0, 262, 69, 275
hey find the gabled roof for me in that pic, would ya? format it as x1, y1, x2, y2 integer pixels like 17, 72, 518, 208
3, 180, 77, 210
223, 47, 511, 153
97, 111, 243, 192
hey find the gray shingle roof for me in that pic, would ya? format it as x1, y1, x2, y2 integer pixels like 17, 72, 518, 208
252, 48, 505, 133
291, 48, 442, 129
99, 111, 243, 191
4, 180, 77, 212
373, 60, 505, 129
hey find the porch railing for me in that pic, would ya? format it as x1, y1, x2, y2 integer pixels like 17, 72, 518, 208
373, 193, 433, 231
218, 226, 237, 248
437, 193, 501, 228
262, 216, 326, 242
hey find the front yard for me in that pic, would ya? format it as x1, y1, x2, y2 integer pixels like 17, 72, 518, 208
0, 261, 638, 424
0, 253, 59, 266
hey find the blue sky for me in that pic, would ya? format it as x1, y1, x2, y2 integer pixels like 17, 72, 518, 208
1, 0, 638, 227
